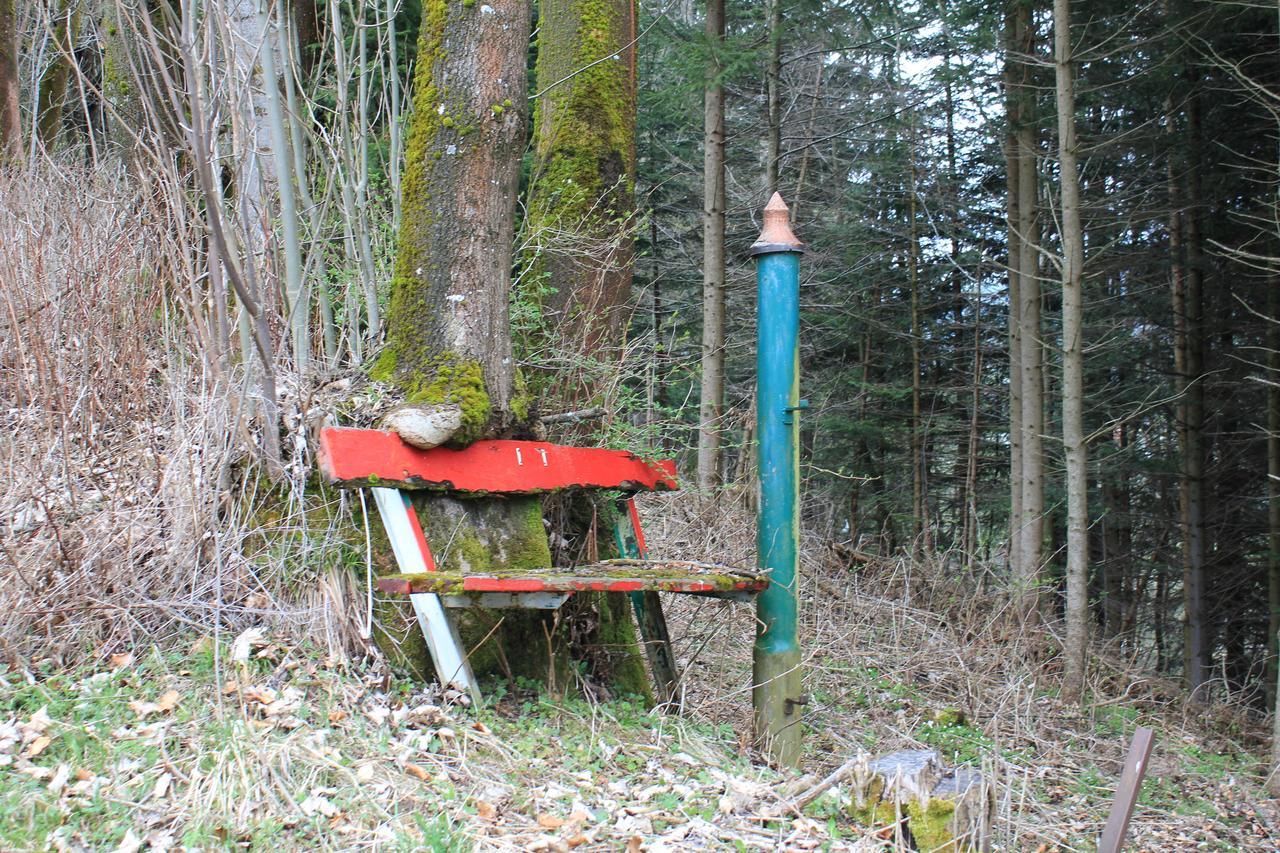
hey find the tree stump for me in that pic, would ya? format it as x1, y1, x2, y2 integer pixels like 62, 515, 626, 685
847, 749, 992, 851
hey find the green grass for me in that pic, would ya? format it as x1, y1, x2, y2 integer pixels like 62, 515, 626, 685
0, 638, 806, 851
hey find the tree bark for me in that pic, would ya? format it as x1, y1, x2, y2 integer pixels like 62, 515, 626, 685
1054, 0, 1088, 702
0, 0, 20, 162
1015, 0, 1044, 619
1268, 274, 1280, 715
1167, 81, 1207, 693
373, 0, 528, 437
524, 0, 651, 700
1182, 87, 1207, 694
1004, 2, 1024, 577
697, 0, 725, 492
526, 0, 637, 356
36, 0, 81, 149
1269, 272, 1280, 794
764, 0, 781, 195
371, 0, 543, 681
908, 122, 926, 552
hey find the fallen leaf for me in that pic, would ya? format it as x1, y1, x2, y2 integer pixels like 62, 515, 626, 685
24, 735, 51, 758
151, 772, 172, 801
75, 768, 92, 782
109, 652, 135, 669
115, 829, 143, 853
21, 707, 52, 742
128, 690, 181, 717
328, 709, 348, 724
537, 814, 566, 829
405, 763, 430, 782
475, 800, 497, 820
565, 834, 588, 849
355, 763, 374, 783
625, 836, 643, 853
222, 680, 239, 695
47, 763, 70, 794
230, 628, 266, 665
300, 794, 337, 817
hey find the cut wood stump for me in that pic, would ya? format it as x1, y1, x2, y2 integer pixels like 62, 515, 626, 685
847, 749, 992, 851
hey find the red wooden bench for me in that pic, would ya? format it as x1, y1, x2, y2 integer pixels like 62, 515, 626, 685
318, 427, 767, 705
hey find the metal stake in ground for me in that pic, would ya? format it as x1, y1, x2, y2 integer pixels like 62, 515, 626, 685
751, 192, 805, 768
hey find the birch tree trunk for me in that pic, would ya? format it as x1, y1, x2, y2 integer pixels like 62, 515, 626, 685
697, 0, 725, 492
0, 0, 20, 162
1054, 0, 1088, 701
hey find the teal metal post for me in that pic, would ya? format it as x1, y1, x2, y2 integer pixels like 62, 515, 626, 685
750, 193, 804, 767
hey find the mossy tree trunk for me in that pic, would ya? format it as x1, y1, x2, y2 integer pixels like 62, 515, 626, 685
373, 0, 529, 439
522, 0, 651, 702
0, 0, 20, 163
373, 0, 565, 688
36, 0, 80, 149
525, 0, 637, 355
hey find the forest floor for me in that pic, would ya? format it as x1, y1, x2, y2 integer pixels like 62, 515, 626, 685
2, 494, 1277, 851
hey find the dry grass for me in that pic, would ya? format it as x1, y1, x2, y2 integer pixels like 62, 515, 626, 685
0, 164, 370, 669
637, 490, 1280, 850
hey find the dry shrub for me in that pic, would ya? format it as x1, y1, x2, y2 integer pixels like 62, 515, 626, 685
0, 165, 365, 666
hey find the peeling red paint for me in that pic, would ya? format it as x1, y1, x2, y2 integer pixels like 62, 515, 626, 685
319, 429, 678, 494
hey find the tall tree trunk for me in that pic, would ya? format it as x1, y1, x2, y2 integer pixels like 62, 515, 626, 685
1102, 423, 1129, 641
697, 0, 725, 492
908, 124, 925, 552
764, 0, 781, 195
1182, 88, 1207, 693
1269, 271, 1280, 794
524, 0, 651, 699
1268, 272, 1280, 709
526, 0, 637, 355
37, 0, 80, 149
0, 0, 20, 162
1015, 0, 1044, 619
1004, 2, 1024, 578
1054, 0, 1088, 701
370, 0, 544, 681
1168, 81, 1207, 693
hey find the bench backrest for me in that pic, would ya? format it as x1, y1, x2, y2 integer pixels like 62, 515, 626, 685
318, 428, 678, 495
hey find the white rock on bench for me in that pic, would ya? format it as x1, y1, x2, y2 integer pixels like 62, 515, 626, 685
382, 403, 463, 450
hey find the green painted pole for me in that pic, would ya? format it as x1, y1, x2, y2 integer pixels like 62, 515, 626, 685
751, 192, 804, 767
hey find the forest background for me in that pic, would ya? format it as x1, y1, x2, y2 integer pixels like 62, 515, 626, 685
3, 0, 1280, 846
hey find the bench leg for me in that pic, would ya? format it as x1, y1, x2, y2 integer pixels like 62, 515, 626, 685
614, 498, 681, 710
371, 487, 481, 706
630, 590, 680, 708
410, 592, 482, 706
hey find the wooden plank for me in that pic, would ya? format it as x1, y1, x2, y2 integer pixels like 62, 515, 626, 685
371, 488, 480, 706
1098, 727, 1155, 853
375, 560, 768, 597
440, 592, 570, 609
319, 429, 678, 494
614, 498, 680, 710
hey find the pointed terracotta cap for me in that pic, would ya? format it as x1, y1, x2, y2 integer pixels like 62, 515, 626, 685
749, 192, 804, 256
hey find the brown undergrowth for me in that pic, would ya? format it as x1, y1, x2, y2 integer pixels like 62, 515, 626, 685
636, 490, 1280, 850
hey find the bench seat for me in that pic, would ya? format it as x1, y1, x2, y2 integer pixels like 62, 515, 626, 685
376, 559, 768, 596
